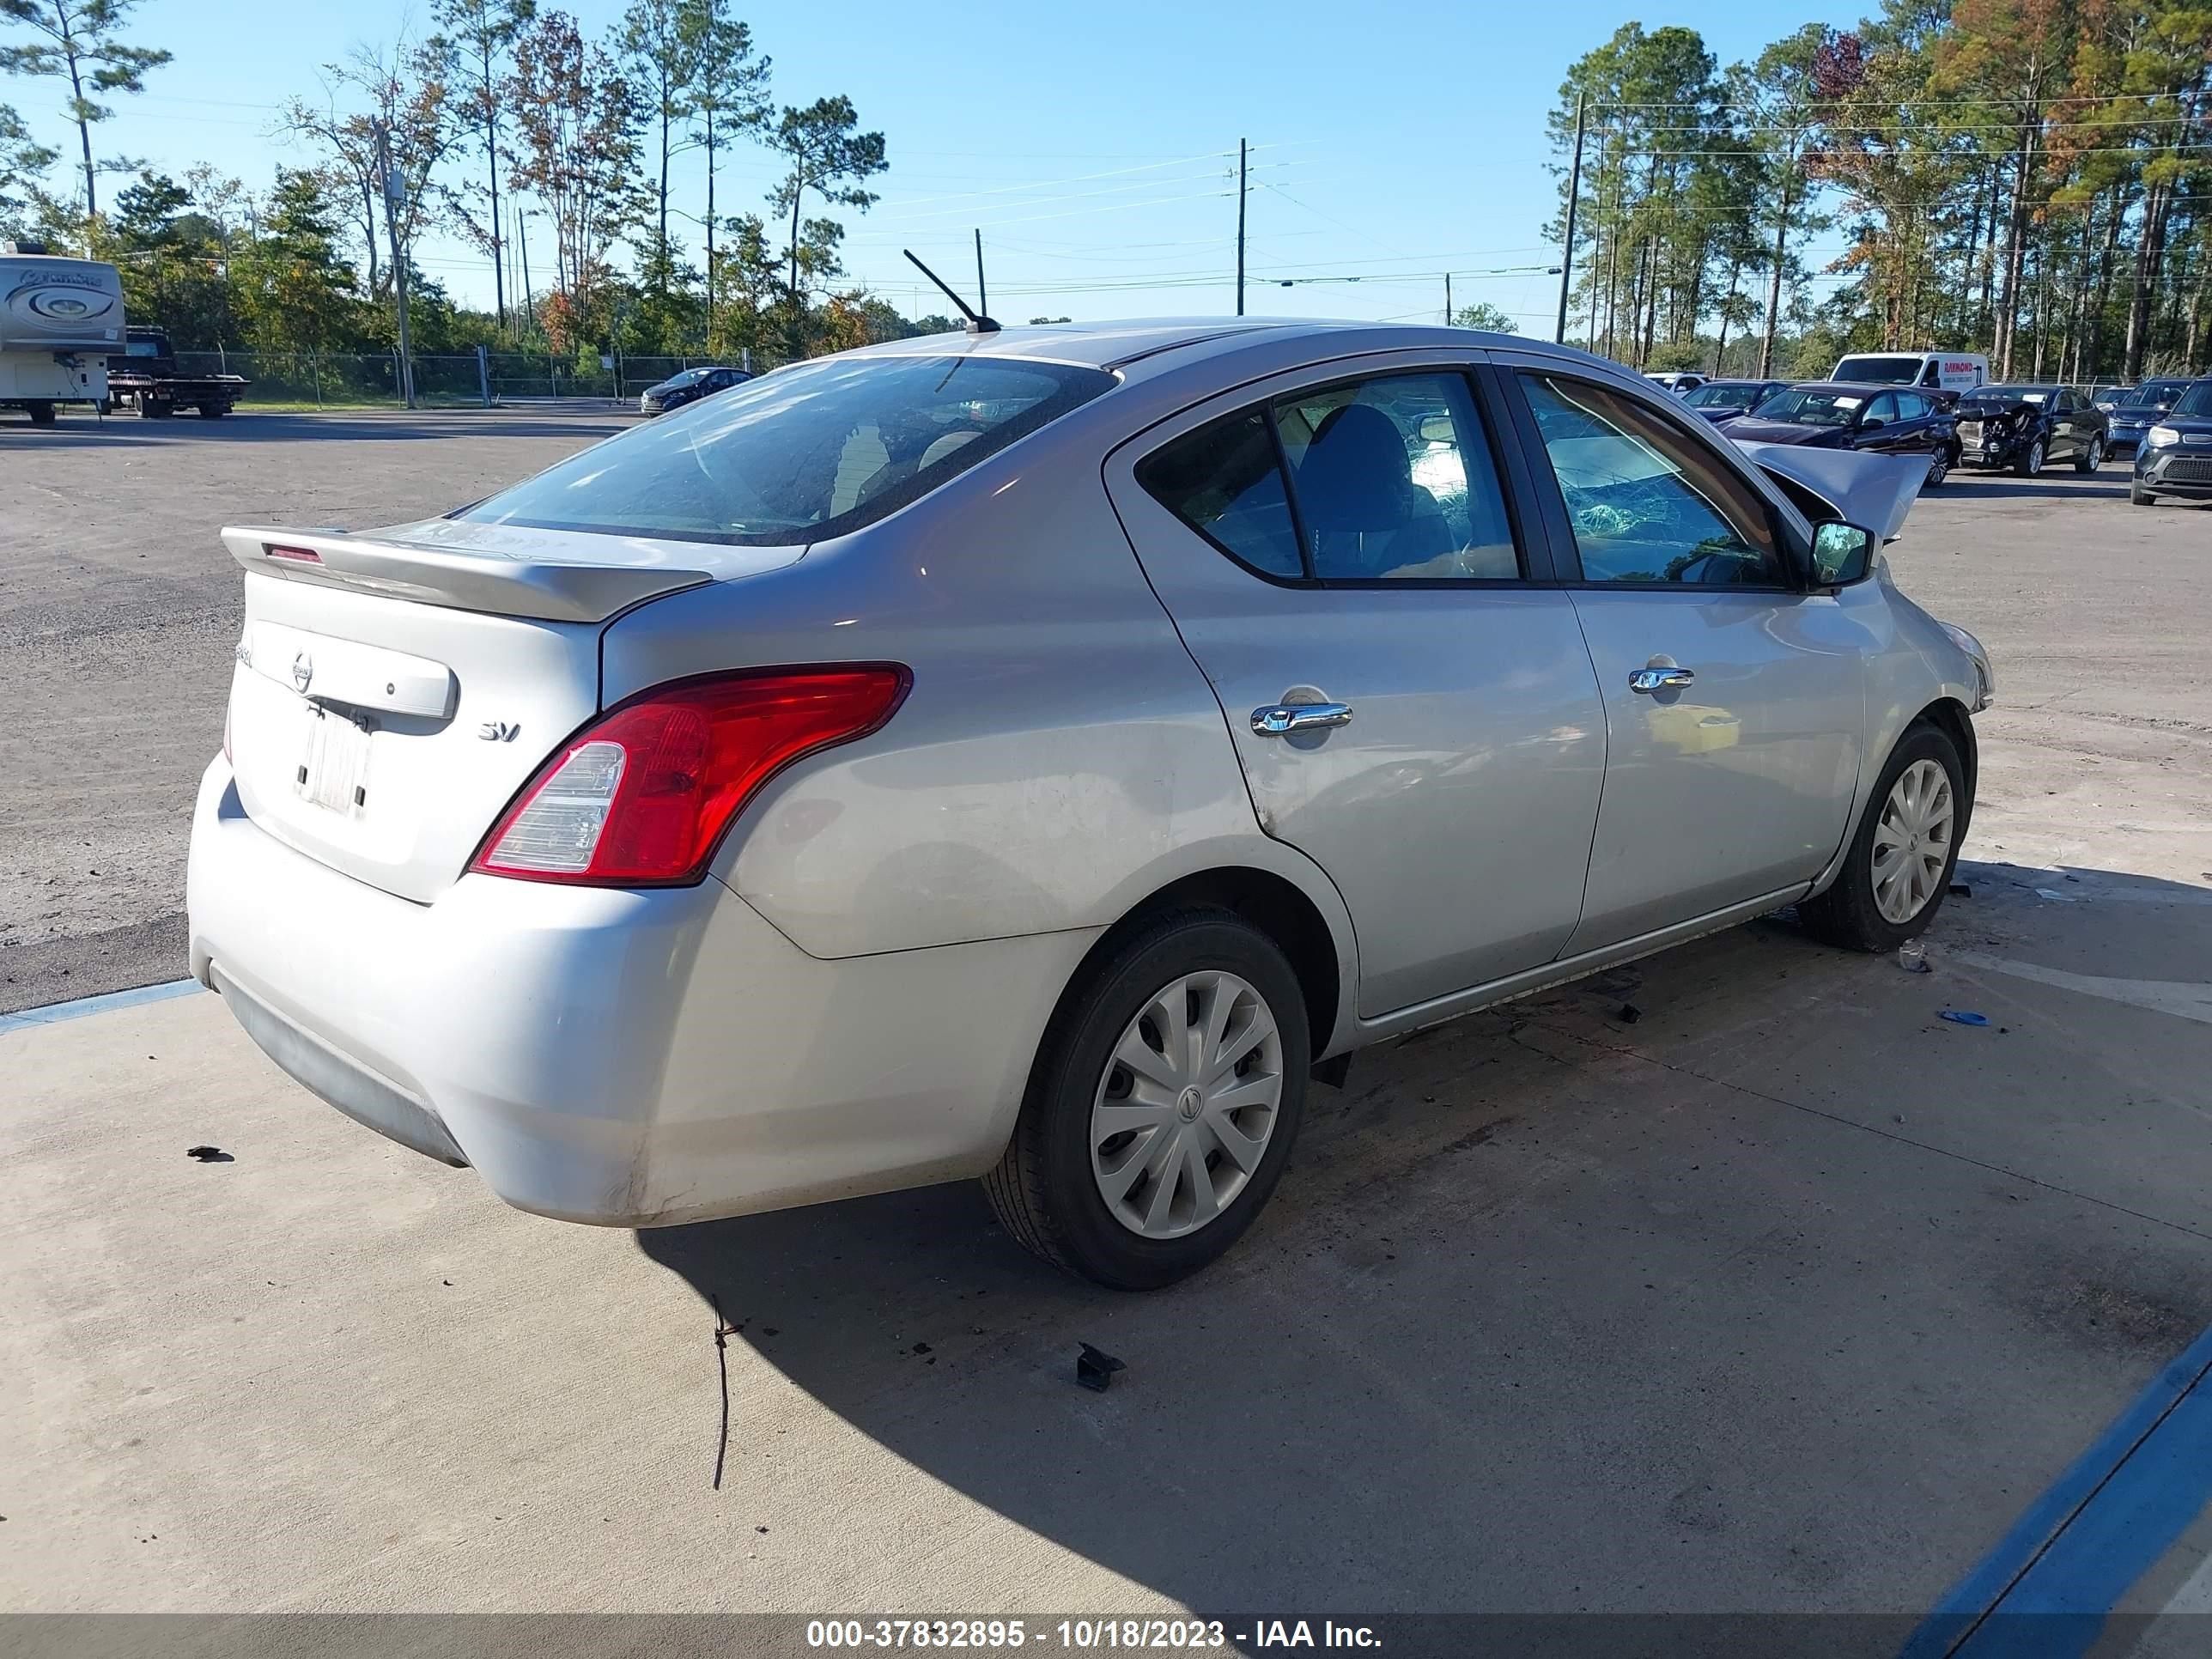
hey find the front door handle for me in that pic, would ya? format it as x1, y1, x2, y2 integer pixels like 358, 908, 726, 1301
1251, 701, 1354, 736
1627, 666, 1695, 695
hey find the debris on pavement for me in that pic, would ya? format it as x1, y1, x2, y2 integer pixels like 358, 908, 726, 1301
1898, 940, 1929, 973
1939, 1011, 1992, 1027
2035, 888, 2075, 902
1948, 881, 1972, 897
1616, 1003, 1642, 1024
184, 1146, 231, 1163
1076, 1343, 1126, 1393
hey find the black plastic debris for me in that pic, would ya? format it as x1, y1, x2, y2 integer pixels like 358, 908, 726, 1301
1948, 881, 1972, 897
1616, 1004, 1642, 1025
910, 1341, 933, 1356
185, 1146, 231, 1163
1076, 1342, 1126, 1393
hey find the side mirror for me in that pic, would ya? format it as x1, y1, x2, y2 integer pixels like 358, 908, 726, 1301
1812, 521, 1876, 587
1856, 416, 1886, 432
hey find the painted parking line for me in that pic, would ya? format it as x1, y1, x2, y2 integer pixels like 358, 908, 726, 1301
1904, 1322, 2212, 1658
0, 977, 204, 1036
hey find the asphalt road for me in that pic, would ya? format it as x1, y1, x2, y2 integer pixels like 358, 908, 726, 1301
1, 410, 2206, 1016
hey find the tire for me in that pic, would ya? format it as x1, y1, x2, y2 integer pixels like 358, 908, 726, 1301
983, 908, 1311, 1290
25, 400, 56, 427
2013, 438, 2045, 478
2075, 436, 2103, 474
2132, 481, 2157, 507
198, 402, 228, 418
1800, 723, 1969, 953
140, 397, 171, 419
1924, 446, 1951, 488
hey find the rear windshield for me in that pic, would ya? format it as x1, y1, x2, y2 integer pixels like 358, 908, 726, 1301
1832, 356, 1923, 384
460, 354, 1116, 544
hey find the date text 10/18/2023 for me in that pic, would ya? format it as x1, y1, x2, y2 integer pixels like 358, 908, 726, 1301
805, 1619, 1384, 1650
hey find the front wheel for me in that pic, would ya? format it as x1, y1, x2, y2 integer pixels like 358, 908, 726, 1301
2132, 480, 2158, 507
25, 400, 56, 427
1800, 723, 1969, 953
984, 909, 1310, 1290
2075, 436, 2104, 474
2014, 438, 2045, 478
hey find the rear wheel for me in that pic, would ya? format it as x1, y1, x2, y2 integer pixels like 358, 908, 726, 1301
984, 909, 1310, 1290
1924, 446, 1951, 488
197, 402, 228, 418
1800, 723, 1968, 953
25, 400, 56, 427
2075, 436, 2104, 474
2014, 438, 2045, 478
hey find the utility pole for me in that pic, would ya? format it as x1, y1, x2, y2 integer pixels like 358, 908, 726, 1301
1555, 93, 1586, 344
1444, 271, 1453, 325
1236, 137, 1249, 316
517, 206, 532, 342
974, 229, 987, 316
373, 120, 416, 409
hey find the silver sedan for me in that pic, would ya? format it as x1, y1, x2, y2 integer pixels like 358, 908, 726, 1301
187, 321, 1992, 1289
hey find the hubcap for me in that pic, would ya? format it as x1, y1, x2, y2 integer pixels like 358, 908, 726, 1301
1091, 970, 1284, 1239
1872, 758, 1955, 925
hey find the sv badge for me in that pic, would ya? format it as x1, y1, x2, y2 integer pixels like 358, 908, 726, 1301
477, 721, 520, 743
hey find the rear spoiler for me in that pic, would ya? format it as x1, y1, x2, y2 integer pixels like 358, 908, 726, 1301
220, 526, 714, 623
1735, 444, 1925, 544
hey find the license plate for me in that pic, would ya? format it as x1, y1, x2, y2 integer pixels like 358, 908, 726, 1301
295, 702, 374, 817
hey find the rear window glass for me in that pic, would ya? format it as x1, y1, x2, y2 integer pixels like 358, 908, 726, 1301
460, 355, 1115, 544
1136, 411, 1304, 579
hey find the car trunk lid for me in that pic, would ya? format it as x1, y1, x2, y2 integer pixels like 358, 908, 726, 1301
220, 520, 804, 902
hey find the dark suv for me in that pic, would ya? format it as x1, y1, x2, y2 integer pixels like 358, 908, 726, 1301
2131, 378, 2212, 506
1951, 385, 2107, 476
2107, 378, 2196, 456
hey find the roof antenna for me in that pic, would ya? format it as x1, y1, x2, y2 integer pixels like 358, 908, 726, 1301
904, 249, 1000, 334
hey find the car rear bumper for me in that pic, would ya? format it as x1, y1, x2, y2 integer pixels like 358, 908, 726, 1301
187, 757, 1096, 1226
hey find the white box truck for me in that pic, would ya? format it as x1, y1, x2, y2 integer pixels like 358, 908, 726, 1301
2, 240, 123, 426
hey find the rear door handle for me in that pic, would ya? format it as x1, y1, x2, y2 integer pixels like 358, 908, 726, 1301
1251, 702, 1354, 735
1627, 666, 1695, 695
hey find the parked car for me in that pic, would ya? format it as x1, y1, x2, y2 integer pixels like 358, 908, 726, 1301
1720, 381, 1960, 486
1644, 371, 1705, 395
2090, 383, 2135, 412
638, 363, 750, 416
188, 322, 1990, 1290
2106, 378, 2197, 455
1832, 350, 1990, 394
1950, 384, 2108, 476
1680, 378, 1787, 422
2130, 377, 2212, 506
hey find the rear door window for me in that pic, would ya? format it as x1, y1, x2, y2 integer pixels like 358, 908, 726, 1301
461, 355, 1115, 544
1271, 374, 1520, 580
1134, 411, 1304, 580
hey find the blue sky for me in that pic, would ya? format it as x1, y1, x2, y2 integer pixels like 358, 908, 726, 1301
21, 0, 1861, 331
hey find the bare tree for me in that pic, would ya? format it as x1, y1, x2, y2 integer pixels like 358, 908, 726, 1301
434, 0, 532, 331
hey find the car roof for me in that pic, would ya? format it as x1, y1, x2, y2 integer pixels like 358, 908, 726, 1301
827, 318, 1585, 383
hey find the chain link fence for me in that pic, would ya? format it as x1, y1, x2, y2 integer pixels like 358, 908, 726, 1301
164, 350, 760, 410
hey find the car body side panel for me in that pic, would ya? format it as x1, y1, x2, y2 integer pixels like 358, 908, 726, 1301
600, 428, 1358, 1012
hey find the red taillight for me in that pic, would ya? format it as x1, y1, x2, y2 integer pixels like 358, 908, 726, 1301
468, 665, 909, 886
264, 544, 323, 564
